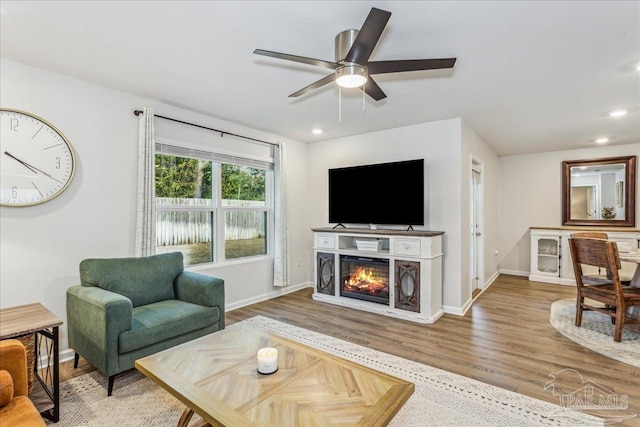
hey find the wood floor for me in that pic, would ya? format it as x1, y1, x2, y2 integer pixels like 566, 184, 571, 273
62, 274, 640, 424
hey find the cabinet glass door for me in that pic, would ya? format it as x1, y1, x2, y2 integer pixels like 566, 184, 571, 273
537, 237, 559, 274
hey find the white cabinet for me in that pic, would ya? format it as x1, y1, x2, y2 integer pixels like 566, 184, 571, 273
529, 227, 640, 285
312, 228, 444, 323
530, 234, 561, 278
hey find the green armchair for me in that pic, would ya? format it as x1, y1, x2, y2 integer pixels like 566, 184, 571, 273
66, 252, 224, 396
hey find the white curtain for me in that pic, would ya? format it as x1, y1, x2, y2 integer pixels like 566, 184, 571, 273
134, 107, 156, 257
273, 142, 290, 287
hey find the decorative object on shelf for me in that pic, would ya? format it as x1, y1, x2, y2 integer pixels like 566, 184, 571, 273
0, 109, 76, 207
601, 206, 616, 220
355, 239, 383, 252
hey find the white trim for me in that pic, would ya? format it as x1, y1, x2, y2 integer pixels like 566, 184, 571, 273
498, 268, 529, 277
443, 300, 471, 316
155, 137, 274, 165
226, 282, 314, 311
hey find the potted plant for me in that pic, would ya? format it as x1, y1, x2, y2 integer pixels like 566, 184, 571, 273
601, 206, 616, 220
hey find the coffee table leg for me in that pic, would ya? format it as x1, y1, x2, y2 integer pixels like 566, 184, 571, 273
177, 407, 214, 427
177, 408, 195, 427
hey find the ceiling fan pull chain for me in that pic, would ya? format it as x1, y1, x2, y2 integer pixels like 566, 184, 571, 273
339, 86, 342, 123
362, 85, 366, 114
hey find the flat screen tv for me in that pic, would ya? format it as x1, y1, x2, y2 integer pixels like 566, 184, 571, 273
328, 159, 424, 226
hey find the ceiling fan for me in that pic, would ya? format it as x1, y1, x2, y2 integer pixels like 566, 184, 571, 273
253, 7, 457, 101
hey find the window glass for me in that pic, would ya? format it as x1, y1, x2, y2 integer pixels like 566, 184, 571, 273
221, 164, 266, 206
156, 154, 212, 205
155, 154, 271, 266
225, 210, 267, 259
156, 211, 213, 265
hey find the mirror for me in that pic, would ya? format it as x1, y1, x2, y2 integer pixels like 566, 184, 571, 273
562, 156, 636, 227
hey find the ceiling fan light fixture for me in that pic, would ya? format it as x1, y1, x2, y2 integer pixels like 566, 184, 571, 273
335, 65, 367, 88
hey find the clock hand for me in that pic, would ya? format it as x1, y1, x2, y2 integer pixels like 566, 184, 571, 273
4, 151, 39, 174
3, 151, 63, 184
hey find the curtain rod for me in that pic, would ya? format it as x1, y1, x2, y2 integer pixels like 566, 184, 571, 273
133, 110, 278, 147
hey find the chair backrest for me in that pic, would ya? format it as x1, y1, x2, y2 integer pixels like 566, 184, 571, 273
79, 252, 184, 307
570, 232, 608, 239
568, 237, 623, 290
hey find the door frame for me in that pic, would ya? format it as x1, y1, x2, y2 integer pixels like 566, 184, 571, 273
471, 159, 484, 297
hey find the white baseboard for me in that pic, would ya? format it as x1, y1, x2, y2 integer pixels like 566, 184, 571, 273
443, 300, 470, 316
498, 268, 529, 277
484, 271, 500, 287
59, 349, 76, 364
226, 281, 314, 312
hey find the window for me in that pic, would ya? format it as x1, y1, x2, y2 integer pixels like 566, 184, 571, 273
155, 146, 272, 267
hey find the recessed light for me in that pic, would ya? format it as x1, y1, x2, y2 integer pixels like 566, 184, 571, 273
595, 137, 609, 144
609, 110, 628, 117
636, 64, 640, 71
312, 128, 323, 135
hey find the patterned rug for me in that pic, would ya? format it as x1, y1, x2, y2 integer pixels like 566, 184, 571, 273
549, 298, 640, 368
48, 315, 602, 426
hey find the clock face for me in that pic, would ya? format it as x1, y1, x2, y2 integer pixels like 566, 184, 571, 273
0, 109, 76, 206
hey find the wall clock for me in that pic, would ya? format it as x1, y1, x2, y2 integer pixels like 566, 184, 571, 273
0, 109, 76, 206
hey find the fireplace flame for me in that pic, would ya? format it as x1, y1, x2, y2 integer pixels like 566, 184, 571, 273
345, 266, 387, 293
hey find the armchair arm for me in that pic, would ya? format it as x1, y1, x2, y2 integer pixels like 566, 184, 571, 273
175, 271, 225, 324
66, 285, 133, 376
0, 340, 28, 397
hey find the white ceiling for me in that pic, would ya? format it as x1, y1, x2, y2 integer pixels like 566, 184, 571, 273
1, 1, 639, 156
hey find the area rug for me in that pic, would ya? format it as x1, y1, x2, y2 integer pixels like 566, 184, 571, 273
48, 315, 602, 427
549, 298, 640, 368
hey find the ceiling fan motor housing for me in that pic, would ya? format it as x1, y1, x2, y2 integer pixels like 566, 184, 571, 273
335, 29, 359, 62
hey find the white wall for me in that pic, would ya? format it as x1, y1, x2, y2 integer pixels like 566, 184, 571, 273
0, 59, 313, 353
461, 121, 500, 303
307, 118, 499, 312
498, 144, 640, 275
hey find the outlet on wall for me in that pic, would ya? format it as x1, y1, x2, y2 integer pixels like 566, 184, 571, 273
296, 258, 301, 267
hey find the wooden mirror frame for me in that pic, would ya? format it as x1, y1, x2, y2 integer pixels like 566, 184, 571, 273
562, 155, 636, 227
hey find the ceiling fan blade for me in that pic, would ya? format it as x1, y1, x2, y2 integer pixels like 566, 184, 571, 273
368, 58, 457, 74
364, 76, 387, 101
289, 74, 336, 97
344, 8, 391, 65
254, 49, 339, 70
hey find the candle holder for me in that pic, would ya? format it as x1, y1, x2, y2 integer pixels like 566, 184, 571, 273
257, 347, 278, 375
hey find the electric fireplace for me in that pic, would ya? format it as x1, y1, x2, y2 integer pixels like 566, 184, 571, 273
340, 255, 390, 305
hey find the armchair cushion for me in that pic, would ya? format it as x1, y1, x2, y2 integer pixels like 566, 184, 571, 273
80, 252, 183, 307
0, 370, 13, 408
118, 300, 220, 353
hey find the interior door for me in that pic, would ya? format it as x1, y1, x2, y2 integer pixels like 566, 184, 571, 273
471, 164, 483, 296
571, 186, 597, 219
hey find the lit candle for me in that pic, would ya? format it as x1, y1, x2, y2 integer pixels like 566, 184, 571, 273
257, 347, 278, 374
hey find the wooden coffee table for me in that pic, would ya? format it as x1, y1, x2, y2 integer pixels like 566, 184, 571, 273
135, 322, 414, 427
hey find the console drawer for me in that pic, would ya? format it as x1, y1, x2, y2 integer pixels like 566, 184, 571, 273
395, 238, 421, 257
315, 234, 335, 249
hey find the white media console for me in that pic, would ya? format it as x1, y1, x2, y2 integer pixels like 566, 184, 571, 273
312, 227, 445, 324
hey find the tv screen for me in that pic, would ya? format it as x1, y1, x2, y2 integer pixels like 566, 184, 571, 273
329, 159, 424, 226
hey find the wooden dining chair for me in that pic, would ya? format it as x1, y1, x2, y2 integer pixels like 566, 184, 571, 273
570, 232, 608, 239
568, 237, 640, 342
570, 232, 632, 285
